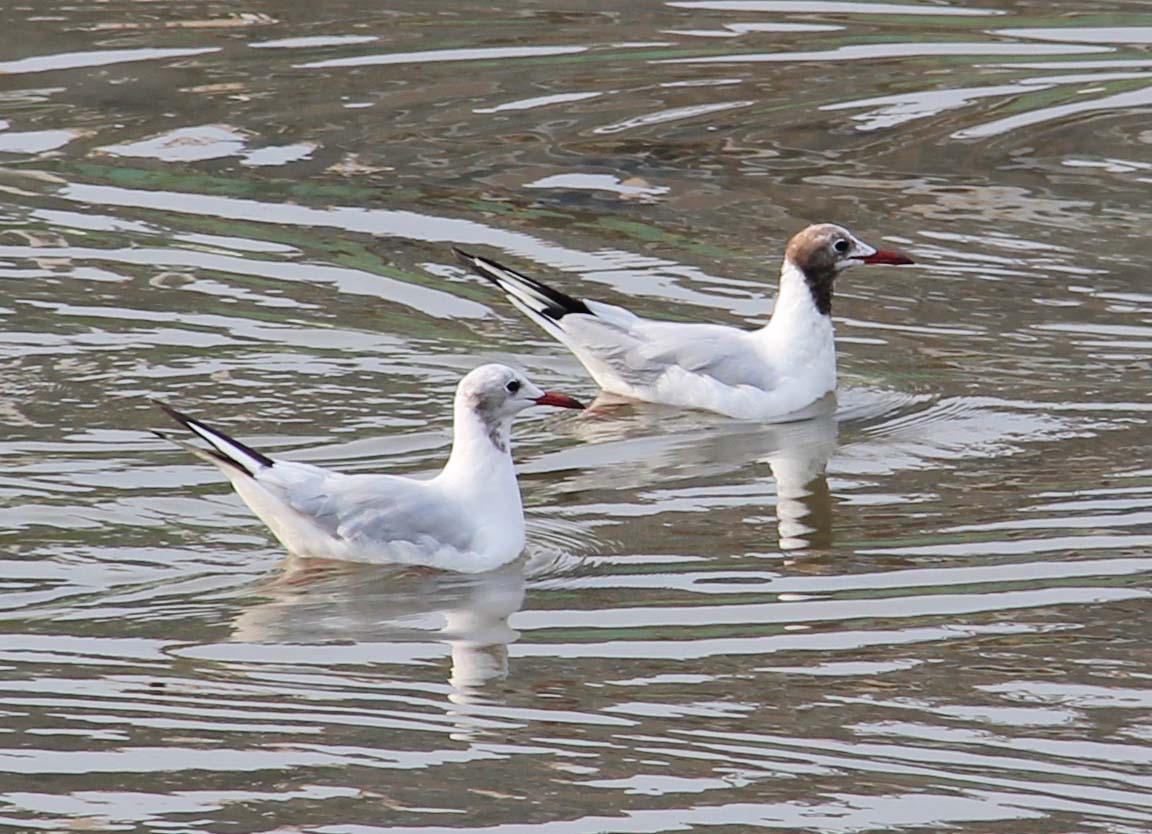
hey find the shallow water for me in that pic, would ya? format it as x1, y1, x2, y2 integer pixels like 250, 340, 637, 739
0, 0, 1150, 831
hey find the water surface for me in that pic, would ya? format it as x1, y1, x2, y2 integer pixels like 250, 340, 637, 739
0, 0, 1150, 832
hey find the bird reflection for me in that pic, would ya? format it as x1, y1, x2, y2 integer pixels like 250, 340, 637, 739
569, 394, 839, 552
230, 558, 526, 707
762, 417, 836, 551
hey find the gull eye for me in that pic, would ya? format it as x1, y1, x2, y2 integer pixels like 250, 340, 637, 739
833, 239, 850, 254
506, 380, 521, 394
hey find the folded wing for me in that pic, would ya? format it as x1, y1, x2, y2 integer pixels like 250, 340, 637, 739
155, 403, 475, 560
276, 470, 475, 554
453, 250, 775, 393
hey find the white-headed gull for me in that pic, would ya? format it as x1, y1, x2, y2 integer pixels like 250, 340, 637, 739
454, 224, 913, 420
153, 364, 584, 572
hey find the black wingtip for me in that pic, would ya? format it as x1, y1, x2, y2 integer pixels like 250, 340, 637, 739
152, 399, 190, 427
152, 426, 255, 476
151, 399, 275, 471
451, 248, 592, 319
452, 247, 499, 288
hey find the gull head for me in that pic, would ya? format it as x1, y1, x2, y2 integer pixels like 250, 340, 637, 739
784, 223, 915, 315
457, 364, 585, 425
786, 223, 914, 278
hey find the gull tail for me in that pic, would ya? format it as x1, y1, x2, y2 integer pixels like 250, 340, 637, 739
153, 401, 274, 478
453, 248, 591, 323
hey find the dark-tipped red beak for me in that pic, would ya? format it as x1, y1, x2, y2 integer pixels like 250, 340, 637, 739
535, 392, 585, 410
861, 248, 914, 266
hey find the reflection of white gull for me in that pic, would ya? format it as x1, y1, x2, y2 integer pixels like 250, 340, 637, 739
454, 224, 912, 419
230, 560, 526, 704
441, 573, 524, 697
153, 364, 582, 572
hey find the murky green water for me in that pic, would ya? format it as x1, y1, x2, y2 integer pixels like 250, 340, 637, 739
0, 0, 1149, 831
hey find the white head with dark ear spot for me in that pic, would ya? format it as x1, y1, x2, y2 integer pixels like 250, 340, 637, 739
784, 223, 914, 316
455, 364, 584, 452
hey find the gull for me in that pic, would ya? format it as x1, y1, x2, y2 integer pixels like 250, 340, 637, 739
153, 364, 584, 572
453, 224, 913, 420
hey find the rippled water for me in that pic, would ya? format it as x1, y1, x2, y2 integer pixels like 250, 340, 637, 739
0, 0, 1150, 831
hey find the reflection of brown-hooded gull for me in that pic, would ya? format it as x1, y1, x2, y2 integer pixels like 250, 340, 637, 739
765, 416, 837, 551
553, 402, 838, 552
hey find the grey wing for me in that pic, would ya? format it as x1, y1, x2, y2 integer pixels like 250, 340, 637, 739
564, 317, 777, 390
268, 468, 476, 551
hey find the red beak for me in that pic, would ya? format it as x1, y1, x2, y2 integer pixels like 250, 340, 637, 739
861, 248, 914, 266
534, 391, 585, 410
